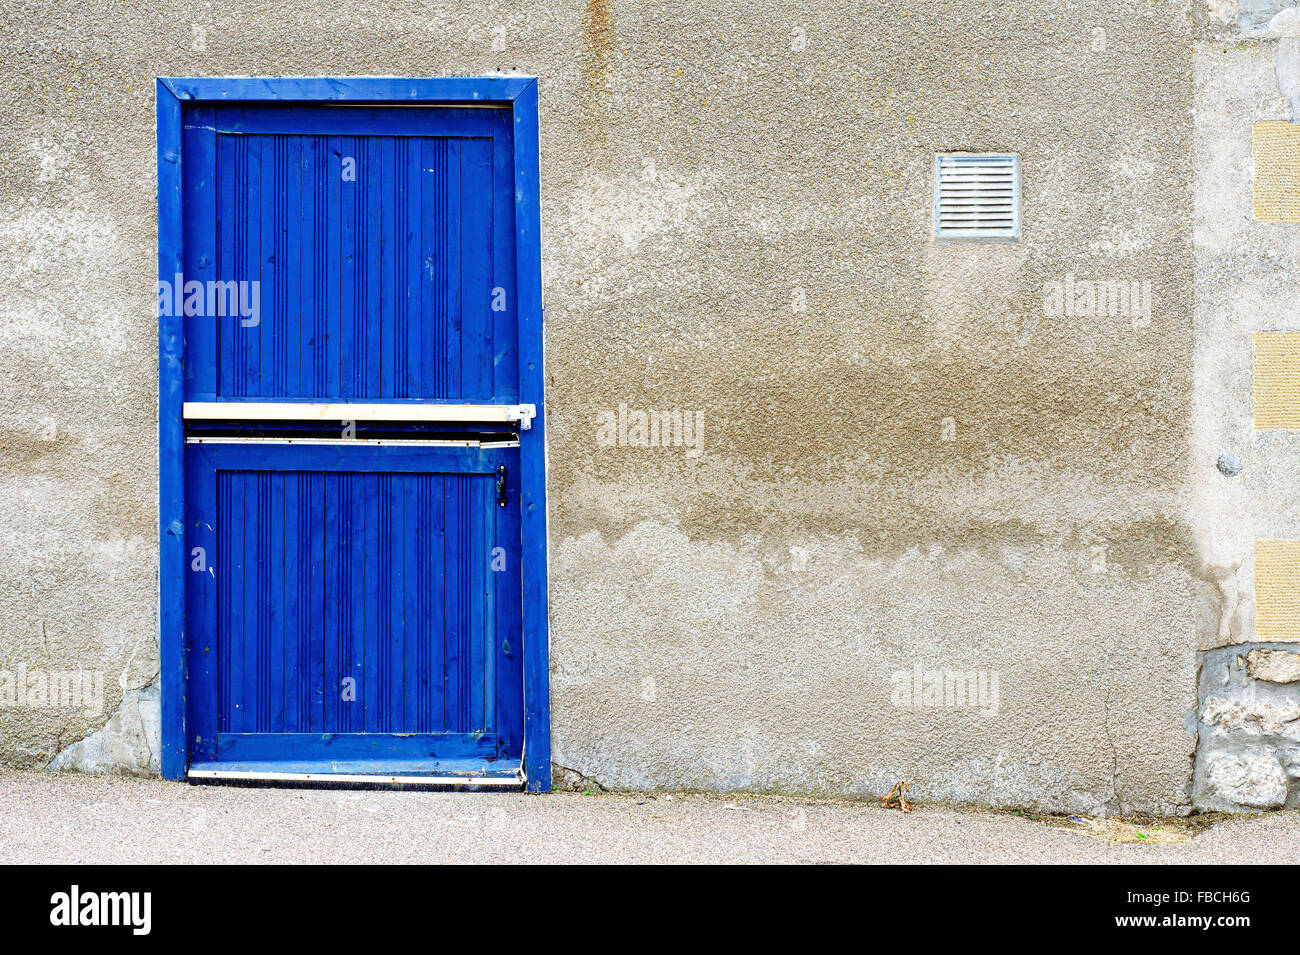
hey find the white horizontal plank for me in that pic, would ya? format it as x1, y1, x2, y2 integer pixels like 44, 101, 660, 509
186, 437, 520, 448
183, 401, 536, 425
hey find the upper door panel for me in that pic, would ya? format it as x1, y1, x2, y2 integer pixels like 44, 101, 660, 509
179, 105, 518, 404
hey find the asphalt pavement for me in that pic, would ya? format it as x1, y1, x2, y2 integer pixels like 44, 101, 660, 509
2, 767, 1297, 864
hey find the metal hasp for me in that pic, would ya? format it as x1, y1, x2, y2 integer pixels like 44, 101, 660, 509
505, 403, 537, 430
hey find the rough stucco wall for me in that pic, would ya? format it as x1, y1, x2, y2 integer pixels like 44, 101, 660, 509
0, 6, 162, 766
0, 1, 1199, 812
549, 3, 1199, 814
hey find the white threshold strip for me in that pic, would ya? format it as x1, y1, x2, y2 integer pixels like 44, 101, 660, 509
188, 768, 525, 786
183, 401, 537, 430
186, 437, 519, 448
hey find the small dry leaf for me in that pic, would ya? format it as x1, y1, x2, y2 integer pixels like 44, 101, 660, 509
882, 780, 912, 813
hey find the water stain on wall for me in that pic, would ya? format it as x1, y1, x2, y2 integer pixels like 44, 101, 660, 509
580, 0, 616, 151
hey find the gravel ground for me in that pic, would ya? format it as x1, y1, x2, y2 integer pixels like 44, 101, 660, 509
2, 767, 1298, 864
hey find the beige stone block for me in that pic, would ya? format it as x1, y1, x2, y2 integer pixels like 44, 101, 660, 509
1254, 540, 1300, 642
1252, 332, 1300, 430
1253, 121, 1300, 222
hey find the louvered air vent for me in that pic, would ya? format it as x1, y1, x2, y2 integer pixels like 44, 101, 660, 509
934, 154, 1020, 239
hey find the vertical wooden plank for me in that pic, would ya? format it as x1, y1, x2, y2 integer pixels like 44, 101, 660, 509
312, 135, 327, 400
217, 467, 232, 737
461, 138, 494, 401
240, 135, 256, 397
183, 113, 217, 400
311, 137, 328, 399
418, 139, 435, 400
318, 135, 331, 400
259, 473, 274, 733
216, 134, 236, 398
157, 80, 187, 779
226, 471, 245, 734
442, 475, 462, 731
494, 452, 523, 757
492, 108, 519, 403
300, 136, 316, 397
387, 471, 405, 732
184, 447, 216, 761
380, 136, 397, 398
242, 135, 262, 397
257, 473, 272, 732
446, 139, 463, 398
322, 472, 341, 732
469, 473, 490, 733
349, 473, 366, 733
375, 473, 389, 732
241, 473, 260, 733
283, 135, 302, 397
269, 471, 286, 733
299, 474, 314, 731
267, 136, 285, 396
341, 134, 359, 398
343, 473, 360, 733
513, 82, 552, 790
460, 475, 473, 733
239, 137, 255, 398
364, 137, 382, 397
362, 474, 380, 733
282, 472, 300, 733
428, 473, 447, 731
306, 477, 319, 732
415, 474, 428, 731
402, 474, 420, 731
309, 472, 326, 733
437, 139, 449, 400
355, 139, 368, 399
405, 138, 422, 400
335, 135, 352, 400
286, 135, 303, 398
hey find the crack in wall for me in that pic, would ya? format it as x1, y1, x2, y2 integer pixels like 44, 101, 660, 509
553, 763, 607, 793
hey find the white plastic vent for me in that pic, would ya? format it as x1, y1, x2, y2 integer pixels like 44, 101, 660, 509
934, 154, 1020, 239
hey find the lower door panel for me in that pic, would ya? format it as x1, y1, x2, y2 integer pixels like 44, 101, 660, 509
183, 442, 523, 776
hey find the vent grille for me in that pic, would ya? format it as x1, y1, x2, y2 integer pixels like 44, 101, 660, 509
934, 154, 1019, 239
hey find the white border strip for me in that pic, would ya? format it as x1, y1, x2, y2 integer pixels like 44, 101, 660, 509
188, 769, 524, 786
183, 402, 536, 429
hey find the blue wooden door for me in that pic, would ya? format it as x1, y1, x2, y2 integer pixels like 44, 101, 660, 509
178, 103, 525, 778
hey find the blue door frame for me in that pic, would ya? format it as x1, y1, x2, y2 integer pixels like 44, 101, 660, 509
157, 77, 550, 789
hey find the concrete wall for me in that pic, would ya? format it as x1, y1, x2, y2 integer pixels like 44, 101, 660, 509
1190, 4, 1300, 810
0, 1, 1205, 813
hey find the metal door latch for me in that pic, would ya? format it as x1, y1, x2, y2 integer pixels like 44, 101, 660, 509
504, 404, 537, 430
496, 465, 508, 507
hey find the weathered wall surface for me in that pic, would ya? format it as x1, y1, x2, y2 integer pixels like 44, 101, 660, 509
0, 1, 1201, 812
1191, 3, 1300, 810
